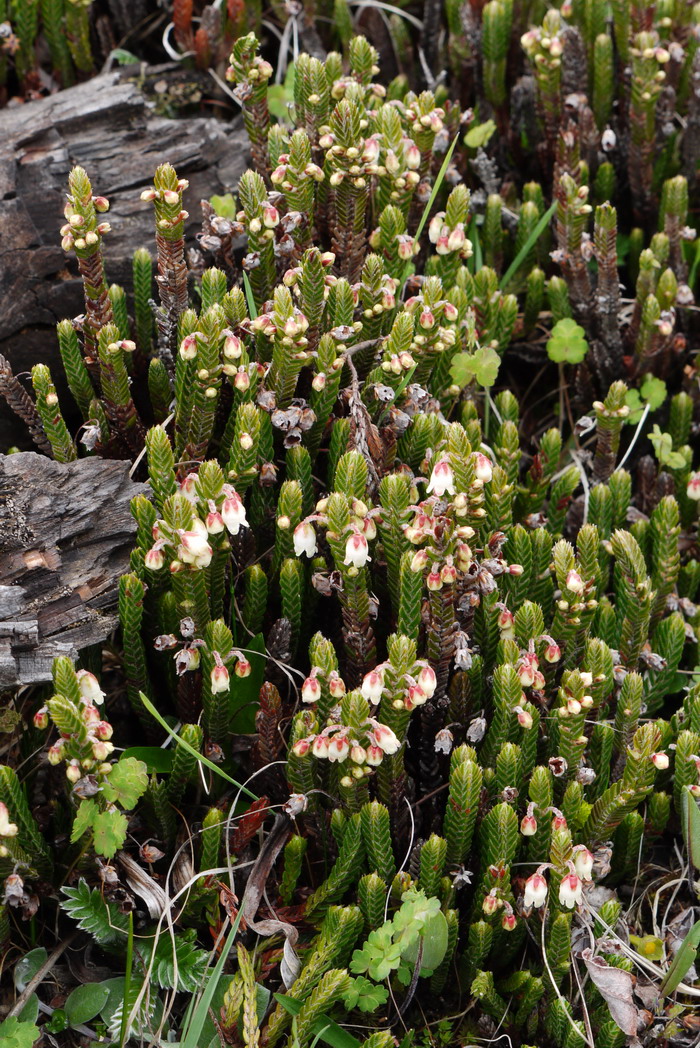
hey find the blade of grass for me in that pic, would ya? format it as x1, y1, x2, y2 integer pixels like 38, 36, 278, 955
471, 219, 482, 273
138, 691, 258, 800
181, 916, 245, 1048
659, 919, 700, 998
413, 133, 460, 244
242, 271, 258, 319
119, 912, 134, 1048
500, 200, 556, 290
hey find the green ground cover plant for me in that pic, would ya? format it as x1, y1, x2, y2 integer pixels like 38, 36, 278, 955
1, 3, 700, 1046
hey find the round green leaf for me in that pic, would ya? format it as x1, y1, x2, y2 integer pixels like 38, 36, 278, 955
400, 909, 449, 974
65, 982, 111, 1026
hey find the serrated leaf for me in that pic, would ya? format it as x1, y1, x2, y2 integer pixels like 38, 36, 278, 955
101, 757, 148, 810
92, 810, 128, 858
139, 928, 210, 992
71, 798, 98, 844
65, 982, 111, 1026
61, 880, 129, 947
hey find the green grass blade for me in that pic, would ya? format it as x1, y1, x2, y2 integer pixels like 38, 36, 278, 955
242, 271, 258, 319
414, 134, 461, 244
500, 200, 556, 290
138, 691, 258, 800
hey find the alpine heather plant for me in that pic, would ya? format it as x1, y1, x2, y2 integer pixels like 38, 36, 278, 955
0, 12, 699, 1048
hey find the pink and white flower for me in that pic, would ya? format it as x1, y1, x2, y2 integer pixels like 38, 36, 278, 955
559, 871, 583, 909
221, 488, 248, 534
523, 872, 548, 908
426, 458, 455, 497
294, 521, 317, 558
344, 530, 370, 569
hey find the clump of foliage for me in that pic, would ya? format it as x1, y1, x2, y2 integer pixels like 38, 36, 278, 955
1, 7, 700, 1048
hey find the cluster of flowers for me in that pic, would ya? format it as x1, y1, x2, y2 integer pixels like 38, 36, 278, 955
292, 716, 401, 784
293, 495, 378, 574
36, 671, 115, 782
427, 211, 473, 258
145, 476, 248, 572
523, 849, 595, 911
139, 177, 190, 230
179, 329, 260, 394
59, 193, 111, 254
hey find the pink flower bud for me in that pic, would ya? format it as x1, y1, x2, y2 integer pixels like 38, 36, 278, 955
93, 196, 110, 212
350, 744, 367, 764
427, 571, 443, 591
651, 752, 669, 770
235, 658, 252, 678
566, 570, 584, 594
502, 912, 517, 931
48, 741, 65, 765
95, 721, 113, 741
302, 676, 321, 704
331, 670, 347, 695
417, 664, 437, 698
263, 205, 280, 228
687, 472, 700, 500
544, 641, 561, 663
92, 740, 114, 761
0, 802, 18, 838
66, 761, 82, 783
482, 891, 500, 915
312, 372, 326, 391
82, 705, 100, 726
180, 333, 198, 359
397, 236, 416, 260
211, 664, 230, 694
33, 707, 49, 730
521, 814, 537, 836
419, 309, 435, 330
404, 143, 421, 169
145, 546, 165, 570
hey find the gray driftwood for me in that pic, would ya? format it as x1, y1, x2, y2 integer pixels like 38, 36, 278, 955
0, 64, 249, 445
0, 452, 146, 687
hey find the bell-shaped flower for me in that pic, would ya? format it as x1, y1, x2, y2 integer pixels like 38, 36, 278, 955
523, 872, 548, 908
344, 530, 370, 569
221, 489, 248, 534
372, 723, 400, 755
426, 458, 455, 497
293, 521, 317, 558
77, 669, 105, 705
559, 871, 583, 909
361, 668, 385, 704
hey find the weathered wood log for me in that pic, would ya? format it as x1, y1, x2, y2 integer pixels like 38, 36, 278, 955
0, 64, 249, 446
0, 452, 146, 686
